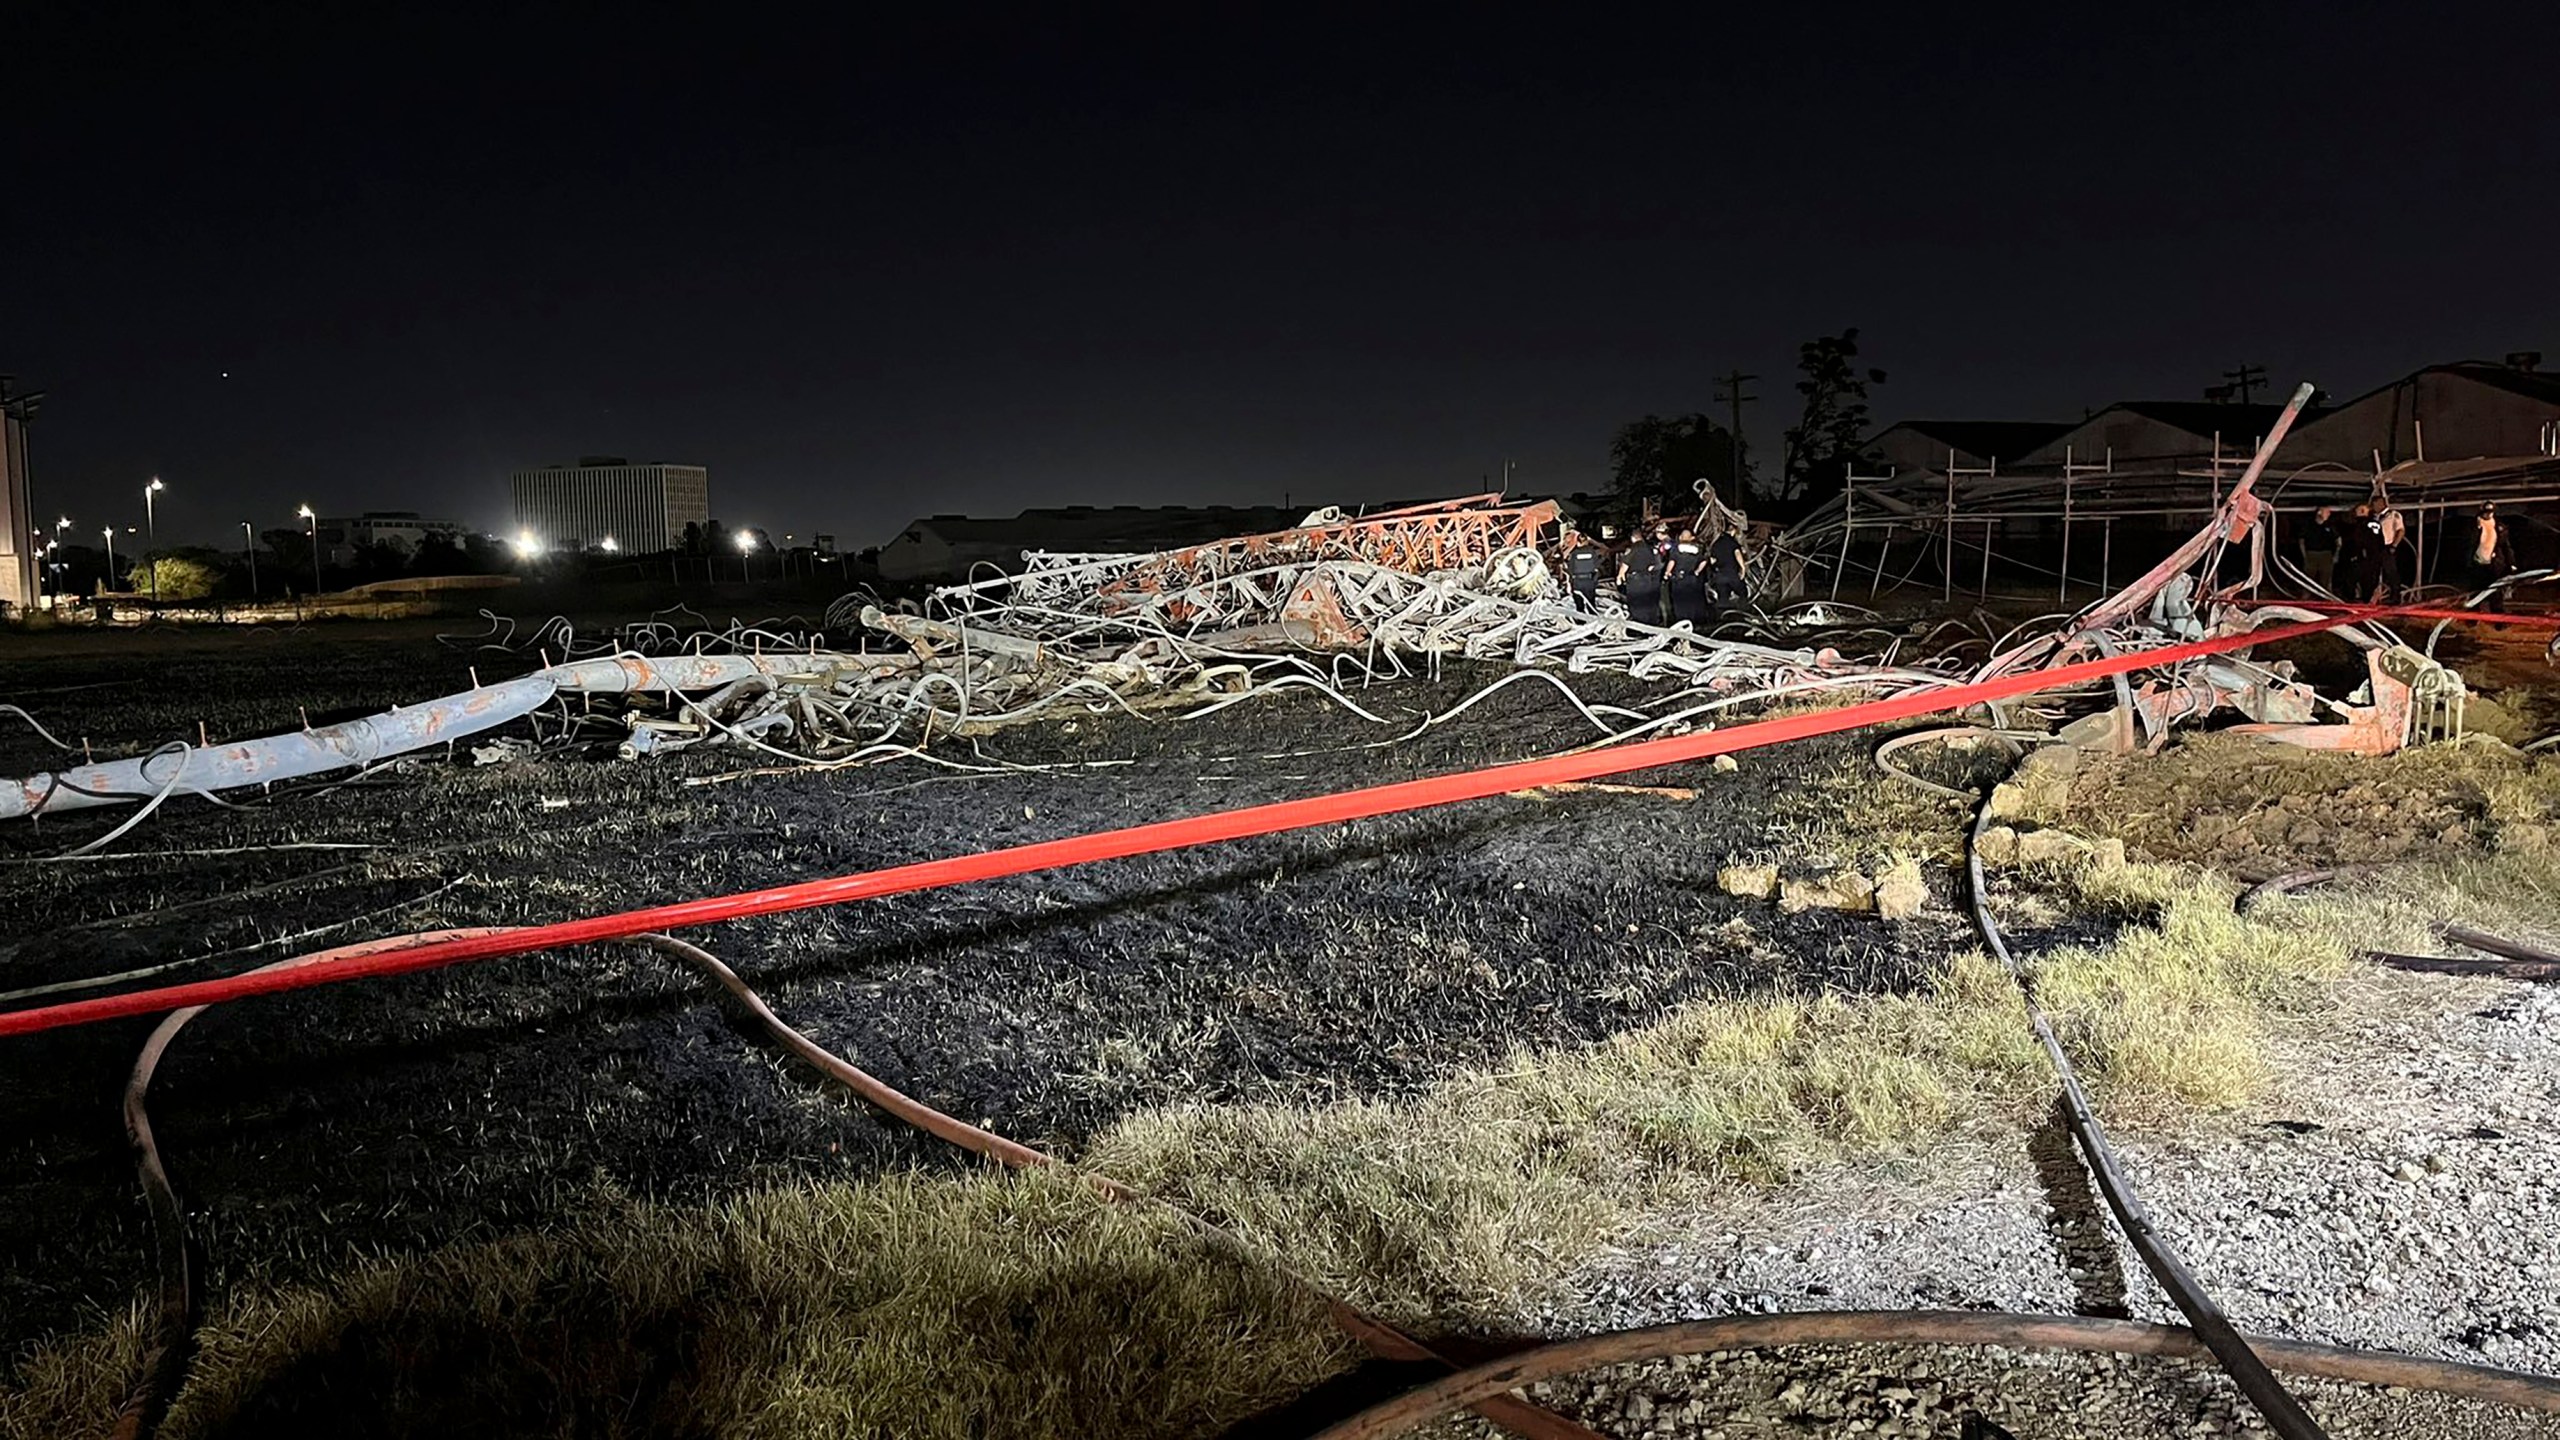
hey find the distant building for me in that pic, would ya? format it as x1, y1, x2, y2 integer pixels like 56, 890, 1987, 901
2012, 400, 2321, 470
509, 456, 710, 553
1865, 420, 2070, 476
2286, 358, 2560, 469
0, 382, 34, 612
312, 510, 469, 566
1859, 357, 2560, 486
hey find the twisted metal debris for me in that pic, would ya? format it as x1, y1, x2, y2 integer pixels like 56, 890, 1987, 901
3, 380, 2497, 841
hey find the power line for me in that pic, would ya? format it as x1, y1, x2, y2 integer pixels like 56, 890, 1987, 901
1711, 368, 1756, 505
2207, 363, 2267, 405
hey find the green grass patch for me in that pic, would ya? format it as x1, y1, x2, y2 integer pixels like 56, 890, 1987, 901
0, 1171, 1348, 1440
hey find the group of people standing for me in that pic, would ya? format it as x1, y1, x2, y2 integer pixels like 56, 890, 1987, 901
2304, 498, 2515, 603
1561, 520, 1747, 626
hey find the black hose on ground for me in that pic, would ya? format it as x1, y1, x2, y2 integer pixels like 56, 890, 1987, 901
1962, 790, 2331, 1439
2239, 866, 2560, 977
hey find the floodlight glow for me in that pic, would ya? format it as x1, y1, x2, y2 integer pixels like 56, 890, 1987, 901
296, 504, 314, 519
600, 536, 619, 552
511, 531, 542, 558
735, 531, 755, 553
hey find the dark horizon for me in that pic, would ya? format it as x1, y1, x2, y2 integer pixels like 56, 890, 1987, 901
16, 4, 2560, 550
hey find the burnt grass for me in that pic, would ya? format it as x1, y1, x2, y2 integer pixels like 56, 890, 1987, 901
0, 622, 1974, 1357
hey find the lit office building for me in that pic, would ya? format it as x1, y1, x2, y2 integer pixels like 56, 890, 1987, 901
508, 457, 710, 553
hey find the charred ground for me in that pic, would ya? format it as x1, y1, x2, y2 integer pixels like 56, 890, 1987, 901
0, 622, 1973, 1353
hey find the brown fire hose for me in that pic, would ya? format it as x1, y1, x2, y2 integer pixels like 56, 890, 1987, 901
1298, 1310, 2560, 1440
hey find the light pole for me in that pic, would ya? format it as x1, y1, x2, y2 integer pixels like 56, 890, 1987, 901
143, 477, 166, 601
241, 521, 260, 598
101, 526, 118, 592
297, 505, 321, 594
735, 529, 755, 583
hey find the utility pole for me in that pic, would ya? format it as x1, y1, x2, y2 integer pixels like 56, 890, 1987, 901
1711, 369, 1757, 506
2223, 364, 2267, 405
241, 521, 259, 598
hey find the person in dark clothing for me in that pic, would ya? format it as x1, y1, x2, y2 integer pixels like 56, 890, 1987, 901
1617, 526, 1665, 625
1667, 526, 1710, 626
2344, 502, 2375, 597
1561, 529, 1607, 610
2301, 506, 2339, 592
1706, 525, 1747, 611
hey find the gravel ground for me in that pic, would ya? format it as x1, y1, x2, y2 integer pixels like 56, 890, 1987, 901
1482, 964, 2560, 1437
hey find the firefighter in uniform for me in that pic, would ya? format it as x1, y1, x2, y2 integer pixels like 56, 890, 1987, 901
1562, 529, 1607, 610
1618, 523, 1664, 625
1706, 523, 1747, 612
1667, 526, 1710, 626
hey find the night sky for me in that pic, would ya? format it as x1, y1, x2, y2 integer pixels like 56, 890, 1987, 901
16, 4, 2559, 549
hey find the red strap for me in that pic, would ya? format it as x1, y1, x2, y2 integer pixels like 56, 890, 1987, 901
0, 609, 2412, 1038
2237, 600, 2559, 629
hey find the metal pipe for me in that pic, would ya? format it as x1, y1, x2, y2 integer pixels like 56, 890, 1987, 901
1942, 454, 1956, 603
0, 676, 557, 820
1832, 472, 1853, 602
2, 653, 854, 821
2059, 468, 2074, 603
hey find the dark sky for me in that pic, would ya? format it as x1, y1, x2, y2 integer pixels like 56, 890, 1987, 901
16, 4, 2560, 548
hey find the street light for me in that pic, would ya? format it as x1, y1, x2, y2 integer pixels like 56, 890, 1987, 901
241, 521, 260, 598
101, 526, 117, 591
143, 477, 166, 601
510, 531, 542, 560
297, 505, 320, 594
599, 535, 618, 553
735, 528, 756, 583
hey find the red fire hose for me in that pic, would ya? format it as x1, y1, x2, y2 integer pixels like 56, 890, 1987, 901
0, 609, 2416, 1038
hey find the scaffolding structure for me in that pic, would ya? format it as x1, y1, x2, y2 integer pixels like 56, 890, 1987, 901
1786, 448, 2560, 601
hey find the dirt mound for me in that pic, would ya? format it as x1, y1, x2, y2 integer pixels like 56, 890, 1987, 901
2059, 735, 2527, 873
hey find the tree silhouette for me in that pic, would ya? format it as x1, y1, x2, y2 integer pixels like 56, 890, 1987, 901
1779, 328, 1887, 509
1607, 413, 1749, 520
